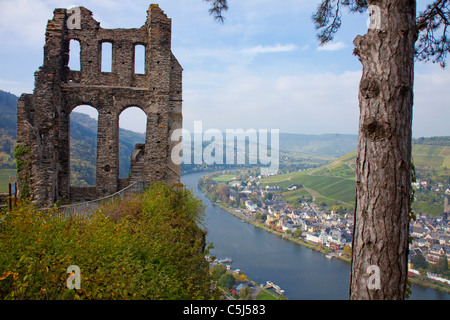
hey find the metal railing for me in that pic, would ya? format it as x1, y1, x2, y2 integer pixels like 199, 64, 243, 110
58, 181, 149, 217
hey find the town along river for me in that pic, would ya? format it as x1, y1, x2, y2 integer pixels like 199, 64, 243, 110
181, 172, 450, 300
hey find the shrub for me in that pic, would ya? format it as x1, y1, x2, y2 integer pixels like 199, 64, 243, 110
0, 182, 219, 300
218, 273, 235, 290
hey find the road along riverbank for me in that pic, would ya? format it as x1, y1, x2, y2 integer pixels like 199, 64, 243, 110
182, 171, 450, 300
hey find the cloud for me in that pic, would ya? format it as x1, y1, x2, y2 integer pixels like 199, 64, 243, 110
0, 78, 29, 97
183, 69, 361, 135
184, 64, 450, 137
2, 0, 448, 139
413, 64, 450, 137
0, 0, 50, 47
240, 44, 298, 55
0, 78, 22, 87
317, 41, 347, 51
177, 43, 300, 72
0, 0, 147, 47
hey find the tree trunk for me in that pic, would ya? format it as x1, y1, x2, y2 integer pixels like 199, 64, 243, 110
349, 0, 417, 300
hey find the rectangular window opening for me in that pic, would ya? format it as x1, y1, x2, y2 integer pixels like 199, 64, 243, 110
69, 39, 81, 71
101, 42, 113, 73
134, 44, 145, 75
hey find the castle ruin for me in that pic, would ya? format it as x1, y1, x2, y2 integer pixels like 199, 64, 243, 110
16, 4, 182, 205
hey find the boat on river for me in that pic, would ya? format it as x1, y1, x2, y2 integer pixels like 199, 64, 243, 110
265, 281, 285, 295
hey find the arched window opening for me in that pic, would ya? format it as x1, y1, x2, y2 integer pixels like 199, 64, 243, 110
70, 105, 98, 186
119, 107, 147, 179
101, 42, 113, 73
68, 39, 81, 71
134, 44, 145, 74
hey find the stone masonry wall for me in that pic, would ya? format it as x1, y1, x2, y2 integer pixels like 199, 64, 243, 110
16, 4, 182, 206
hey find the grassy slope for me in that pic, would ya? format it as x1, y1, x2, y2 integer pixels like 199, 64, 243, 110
0, 169, 17, 193
262, 145, 450, 215
212, 174, 237, 183
412, 145, 450, 169
262, 151, 357, 208
411, 144, 450, 215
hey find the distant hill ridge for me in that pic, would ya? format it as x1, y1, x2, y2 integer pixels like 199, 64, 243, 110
1, 89, 449, 188
413, 136, 450, 146
0, 90, 146, 184
262, 142, 450, 215
278, 132, 358, 156
0, 90, 18, 139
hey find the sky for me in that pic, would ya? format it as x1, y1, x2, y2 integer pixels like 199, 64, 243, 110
0, 0, 449, 138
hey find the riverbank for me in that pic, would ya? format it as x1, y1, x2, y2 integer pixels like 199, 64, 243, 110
199, 183, 351, 264
199, 181, 450, 295
408, 272, 450, 294
208, 258, 287, 300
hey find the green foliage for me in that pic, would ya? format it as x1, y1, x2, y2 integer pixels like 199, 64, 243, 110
292, 229, 302, 238
218, 273, 235, 290
13, 143, 32, 199
13, 143, 31, 171
210, 264, 227, 282
412, 253, 429, 270
437, 255, 449, 275
0, 182, 219, 300
70, 160, 96, 186
311, 0, 450, 66
342, 245, 352, 257
238, 286, 252, 300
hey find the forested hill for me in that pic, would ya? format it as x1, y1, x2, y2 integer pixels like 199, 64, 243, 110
279, 133, 357, 156
0, 90, 146, 184
70, 112, 146, 185
0, 90, 18, 139
1, 88, 449, 186
413, 136, 450, 146
0, 90, 18, 169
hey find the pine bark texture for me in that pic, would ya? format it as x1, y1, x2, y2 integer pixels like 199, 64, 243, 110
350, 0, 417, 300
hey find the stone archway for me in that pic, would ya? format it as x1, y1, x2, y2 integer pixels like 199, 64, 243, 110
16, 5, 182, 205
70, 105, 98, 187
118, 106, 147, 183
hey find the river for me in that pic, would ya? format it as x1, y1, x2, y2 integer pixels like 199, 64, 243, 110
181, 171, 450, 300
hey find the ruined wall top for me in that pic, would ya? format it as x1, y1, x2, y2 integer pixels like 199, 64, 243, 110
17, 4, 182, 205
38, 4, 177, 92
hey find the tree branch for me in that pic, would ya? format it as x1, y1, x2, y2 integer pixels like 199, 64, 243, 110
312, 0, 367, 44
312, 0, 449, 67
416, 0, 450, 67
204, 0, 229, 23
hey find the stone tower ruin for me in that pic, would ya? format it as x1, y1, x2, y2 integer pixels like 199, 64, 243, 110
16, 4, 182, 205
